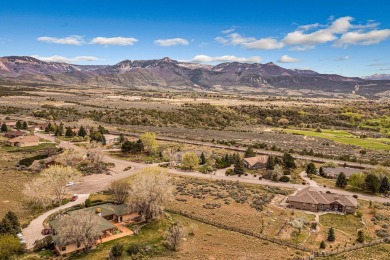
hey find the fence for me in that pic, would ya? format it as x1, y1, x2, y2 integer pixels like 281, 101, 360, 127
167, 209, 389, 258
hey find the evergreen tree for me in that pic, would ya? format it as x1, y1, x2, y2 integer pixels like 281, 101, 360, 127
22, 121, 28, 129
244, 146, 256, 158
65, 126, 74, 137
44, 126, 50, 133
119, 133, 125, 143
56, 123, 64, 136
306, 162, 317, 175
320, 240, 326, 249
200, 152, 206, 165
364, 173, 380, 193
319, 167, 325, 177
282, 153, 296, 169
266, 156, 275, 170
4, 211, 21, 234
327, 227, 335, 242
78, 125, 87, 137
0, 217, 13, 235
336, 172, 347, 187
15, 120, 22, 130
357, 230, 364, 243
380, 176, 390, 193
233, 156, 245, 175
0, 123, 7, 132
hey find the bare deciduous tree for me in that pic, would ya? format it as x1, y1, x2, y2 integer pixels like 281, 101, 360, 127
128, 167, 173, 221
164, 223, 186, 251
40, 165, 81, 205
55, 149, 83, 167
57, 211, 101, 250
86, 142, 107, 173
23, 178, 54, 207
107, 180, 131, 204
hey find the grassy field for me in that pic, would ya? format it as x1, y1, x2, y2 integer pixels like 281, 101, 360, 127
0, 145, 52, 225
319, 214, 364, 235
280, 128, 390, 151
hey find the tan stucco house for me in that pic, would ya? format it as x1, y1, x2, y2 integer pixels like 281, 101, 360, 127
7, 135, 39, 147
49, 203, 139, 256
286, 187, 357, 214
243, 155, 268, 169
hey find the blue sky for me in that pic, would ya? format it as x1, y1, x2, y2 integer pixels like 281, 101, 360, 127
0, 0, 389, 76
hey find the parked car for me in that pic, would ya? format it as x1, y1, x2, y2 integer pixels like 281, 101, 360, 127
66, 181, 75, 187
71, 195, 78, 201
41, 229, 51, 235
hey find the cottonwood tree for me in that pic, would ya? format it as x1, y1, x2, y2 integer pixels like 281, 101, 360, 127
0, 234, 24, 259
182, 152, 199, 170
57, 211, 101, 250
128, 167, 173, 222
164, 223, 186, 251
140, 132, 158, 155
271, 164, 283, 181
40, 165, 81, 205
348, 173, 366, 189
87, 141, 106, 173
108, 181, 131, 204
23, 177, 55, 207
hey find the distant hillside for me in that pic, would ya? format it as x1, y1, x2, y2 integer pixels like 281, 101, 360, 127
1, 56, 389, 98
362, 74, 390, 80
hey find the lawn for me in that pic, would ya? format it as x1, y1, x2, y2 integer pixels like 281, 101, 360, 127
280, 128, 390, 151
319, 213, 364, 235
0, 142, 56, 152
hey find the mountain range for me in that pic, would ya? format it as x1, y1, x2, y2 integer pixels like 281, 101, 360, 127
1, 56, 389, 98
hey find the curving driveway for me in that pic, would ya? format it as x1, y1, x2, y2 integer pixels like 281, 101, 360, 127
23, 194, 89, 249
23, 133, 390, 249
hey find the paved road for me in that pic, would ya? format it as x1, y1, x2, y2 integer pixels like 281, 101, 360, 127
110, 130, 384, 170
23, 133, 389, 249
37, 132, 390, 203
22, 194, 89, 249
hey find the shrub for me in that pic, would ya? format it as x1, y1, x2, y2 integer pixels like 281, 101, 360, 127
225, 169, 233, 176
110, 243, 124, 257
320, 240, 326, 249
279, 176, 290, 182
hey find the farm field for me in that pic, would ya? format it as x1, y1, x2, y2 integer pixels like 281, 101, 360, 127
280, 128, 390, 151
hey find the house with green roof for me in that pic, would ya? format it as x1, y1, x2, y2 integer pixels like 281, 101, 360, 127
49, 203, 139, 256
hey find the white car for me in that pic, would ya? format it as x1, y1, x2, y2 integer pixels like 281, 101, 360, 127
66, 181, 75, 187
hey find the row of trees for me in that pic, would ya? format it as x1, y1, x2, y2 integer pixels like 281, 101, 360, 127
346, 172, 389, 193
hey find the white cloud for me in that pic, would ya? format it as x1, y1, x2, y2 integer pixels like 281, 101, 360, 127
335, 55, 350, 61
221, 27, 236, 34
283, 16, 354, 45
191, 55, 261, 63
297, 23, 321, 31
215, 33, 284, 50
154, 38, 189, 47
37, 35, 84, 45
90, 37, 138, 46
31, 55, 100, 63
335, 29, 390, 47
278, 55, 299, 63
289, 45, 315, 51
